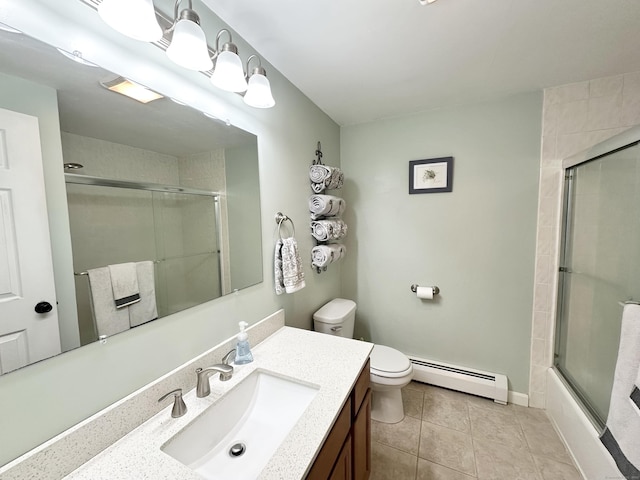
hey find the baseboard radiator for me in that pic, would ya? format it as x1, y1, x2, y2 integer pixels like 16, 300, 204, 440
409, 356, 508, 405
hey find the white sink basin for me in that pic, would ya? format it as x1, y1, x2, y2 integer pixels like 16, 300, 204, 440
161, 370, 319, 480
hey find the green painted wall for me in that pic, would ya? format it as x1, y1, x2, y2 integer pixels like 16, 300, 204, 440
340, 92, 543, 393
0, 0, 340, 466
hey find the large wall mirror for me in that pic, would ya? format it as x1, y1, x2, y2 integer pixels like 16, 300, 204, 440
0, 26, 263, 375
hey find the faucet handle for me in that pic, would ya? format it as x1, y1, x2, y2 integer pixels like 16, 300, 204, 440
158, 388, 187, 418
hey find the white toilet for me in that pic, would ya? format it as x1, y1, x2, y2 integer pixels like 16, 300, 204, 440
313, 298, 414, 423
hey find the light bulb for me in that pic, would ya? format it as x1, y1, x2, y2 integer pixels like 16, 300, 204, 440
166, 18, 213, 71
244, 73, 275, 108
211, 50, 248, 93
98, 0, 162, 42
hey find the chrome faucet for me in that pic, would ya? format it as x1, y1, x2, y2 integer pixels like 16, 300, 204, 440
196, 364, 233, 397
222, 348, 236, 366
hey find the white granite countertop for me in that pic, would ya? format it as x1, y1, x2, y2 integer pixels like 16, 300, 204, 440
63, 326, 373, 480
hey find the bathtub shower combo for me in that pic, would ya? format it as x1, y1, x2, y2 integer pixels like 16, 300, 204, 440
549, 125, 640, 478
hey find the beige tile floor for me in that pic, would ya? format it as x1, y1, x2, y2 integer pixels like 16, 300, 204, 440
370, 381, 583, 480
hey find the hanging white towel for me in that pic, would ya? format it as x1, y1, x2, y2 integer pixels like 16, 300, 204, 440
274, 237, 305, 295
274, 238, 285, 295
309, 194, 345, 219
600, 303, 640, 479
108, 263, 140, 309
87, 267, 130, 337
128, 261, 158, 328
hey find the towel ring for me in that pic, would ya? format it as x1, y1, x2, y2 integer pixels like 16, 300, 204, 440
275, 212, 295, 238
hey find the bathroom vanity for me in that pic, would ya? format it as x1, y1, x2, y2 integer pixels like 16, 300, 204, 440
307, 359, 371, 480
0, 310, 373, 479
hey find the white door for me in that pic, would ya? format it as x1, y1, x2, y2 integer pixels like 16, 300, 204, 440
0, 107, 60, 374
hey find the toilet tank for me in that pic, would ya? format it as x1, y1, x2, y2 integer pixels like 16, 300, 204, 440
313, 298, 356, 338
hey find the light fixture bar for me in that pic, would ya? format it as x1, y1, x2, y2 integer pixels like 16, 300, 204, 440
82, 0, 274, 108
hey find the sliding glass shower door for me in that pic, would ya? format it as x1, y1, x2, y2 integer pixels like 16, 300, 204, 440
555, 141, 640, 429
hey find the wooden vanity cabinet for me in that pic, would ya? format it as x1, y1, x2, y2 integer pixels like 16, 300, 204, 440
307, 359, 371, 480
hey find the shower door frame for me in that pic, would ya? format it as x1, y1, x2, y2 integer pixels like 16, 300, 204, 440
553, 126, 640, 431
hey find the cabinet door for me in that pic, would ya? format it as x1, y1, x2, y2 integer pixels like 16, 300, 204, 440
307, 398, 352, 479
352, 389, 371, 480
330, 434, 352, 480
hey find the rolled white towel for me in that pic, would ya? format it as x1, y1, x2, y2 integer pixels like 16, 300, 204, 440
311, 244, 346, 268
309, 165, 344, 192
309, 164, 331, 184
309, 194, 344, 219
311, 219, 347, 241
311, 182, 326, 194
311, 245, 332, 268
327, 169, 344, 190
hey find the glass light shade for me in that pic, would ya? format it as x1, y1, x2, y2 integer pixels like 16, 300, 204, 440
98, 0, 162, 42
244, 73, 275, 108
166, 19, 213, 71
211, 50, 248, 93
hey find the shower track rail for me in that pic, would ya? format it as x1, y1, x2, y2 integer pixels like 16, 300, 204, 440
64, 173, 221, 198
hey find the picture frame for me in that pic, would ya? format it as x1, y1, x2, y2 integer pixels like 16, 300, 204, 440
408, 157, 454, 194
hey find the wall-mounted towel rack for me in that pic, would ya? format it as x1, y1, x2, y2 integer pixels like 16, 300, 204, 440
309, 141, 347, 274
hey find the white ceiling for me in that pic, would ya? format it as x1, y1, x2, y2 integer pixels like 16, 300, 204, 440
203, 0, 640, 126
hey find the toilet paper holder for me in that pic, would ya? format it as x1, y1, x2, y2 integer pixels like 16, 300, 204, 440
410, 284, 440, 295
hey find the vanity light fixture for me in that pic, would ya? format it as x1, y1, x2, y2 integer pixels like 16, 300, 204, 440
210, 29, 247, 93
418, 0, 438, 4
165, 0, 213, 71
243, 55, 275, 109
100, 76, 164, 103
92, 0, 275, 107
98, 0, 163, 42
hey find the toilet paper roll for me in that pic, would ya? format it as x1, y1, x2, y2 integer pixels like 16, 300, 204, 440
416, 286, 434, 300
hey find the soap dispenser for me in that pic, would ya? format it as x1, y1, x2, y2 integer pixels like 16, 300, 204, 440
234, 321, 254, 365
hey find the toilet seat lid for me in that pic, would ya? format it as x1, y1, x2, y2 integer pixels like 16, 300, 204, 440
370, 345, 411, 376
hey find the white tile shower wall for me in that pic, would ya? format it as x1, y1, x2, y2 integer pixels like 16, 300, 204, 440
529, 71, 640, 408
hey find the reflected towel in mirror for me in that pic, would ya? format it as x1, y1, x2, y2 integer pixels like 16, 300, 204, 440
87, 266, 130, 337
108, 262, 140, 308
129, 261, 158, 327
